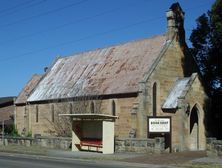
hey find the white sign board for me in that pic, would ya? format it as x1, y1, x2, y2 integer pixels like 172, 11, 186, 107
149, 118, 170, 133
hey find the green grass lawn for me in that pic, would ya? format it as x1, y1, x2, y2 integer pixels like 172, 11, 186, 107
0, 144, 48, 155
179, 163, 222, 168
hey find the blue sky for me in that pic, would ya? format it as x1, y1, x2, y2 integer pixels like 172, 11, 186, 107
0, 0, 215, 97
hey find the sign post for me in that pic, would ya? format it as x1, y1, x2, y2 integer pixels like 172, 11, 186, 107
148, 118, 170, 133
148, 117, 171, 152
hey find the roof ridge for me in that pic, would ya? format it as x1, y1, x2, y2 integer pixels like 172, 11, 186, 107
60, 34, 166, 60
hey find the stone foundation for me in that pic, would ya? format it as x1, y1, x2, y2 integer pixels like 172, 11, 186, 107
0, 136, 72, 150
0, 136, 165, 153
115, 137, 165, 153
206, 137, 222, 157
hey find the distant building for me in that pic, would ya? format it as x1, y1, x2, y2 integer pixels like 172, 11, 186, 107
15, 3, 209, 153
0, 97, 16, 134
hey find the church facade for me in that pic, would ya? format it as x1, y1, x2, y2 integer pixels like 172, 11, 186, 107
15, 3, 209, 152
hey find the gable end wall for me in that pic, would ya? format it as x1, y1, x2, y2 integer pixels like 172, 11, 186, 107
137, 39, 196, 138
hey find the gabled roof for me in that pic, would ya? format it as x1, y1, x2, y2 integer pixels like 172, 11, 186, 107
15, 74, 42, 105
162, 73, 198, 109
28, 35, 167, 102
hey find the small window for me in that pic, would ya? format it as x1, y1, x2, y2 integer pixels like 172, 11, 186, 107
51, 104, 54, 122
152, 82, 157, 116
69, 103, 73, 114
36, 105, 39, 123
90, 101, 95, 113
24, 106, 27, 117
112, 100, 116, 116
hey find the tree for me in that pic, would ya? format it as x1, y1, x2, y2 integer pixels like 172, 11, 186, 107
190, 0, 222, 94
43, 94, 102, 137
190, 0, 222, 138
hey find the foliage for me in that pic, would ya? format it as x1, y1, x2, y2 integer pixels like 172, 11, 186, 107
9, 124, 20, 137
26, 131, 32, 137
180, 163, 222, 168
190, 0, 222, 94
3, 125, 13, 135
44, 94, 102, 137
190, 0, 222, 138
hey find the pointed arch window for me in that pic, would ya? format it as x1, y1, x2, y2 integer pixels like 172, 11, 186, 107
69, 103, 73, 114
36, 105, 39, 123
112, 100, 116, 116
51, 104, 54, 122
24, 106, 27, 117
152, 82, 157, 116
90, 101, 95, 113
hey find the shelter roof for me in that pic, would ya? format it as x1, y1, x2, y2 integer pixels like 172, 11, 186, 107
59, 113, 118, 120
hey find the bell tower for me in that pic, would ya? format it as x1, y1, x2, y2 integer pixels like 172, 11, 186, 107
166, 3, 185, 44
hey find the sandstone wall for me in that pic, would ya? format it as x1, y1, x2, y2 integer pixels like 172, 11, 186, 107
16, 97, 138, 138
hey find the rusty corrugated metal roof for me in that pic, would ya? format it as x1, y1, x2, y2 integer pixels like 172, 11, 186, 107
28, 35, 166, 102
15, 74, 42, 105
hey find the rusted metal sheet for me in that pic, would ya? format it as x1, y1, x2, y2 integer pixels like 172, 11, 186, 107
15, 74, 42, 105
162, 77, 190, 109
28, 35, 166, 101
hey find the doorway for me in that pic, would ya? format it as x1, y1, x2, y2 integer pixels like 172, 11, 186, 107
189, 106, 199, 150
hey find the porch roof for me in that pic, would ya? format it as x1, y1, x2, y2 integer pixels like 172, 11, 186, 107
162, 77, 191, 109
59, 113, 118, 120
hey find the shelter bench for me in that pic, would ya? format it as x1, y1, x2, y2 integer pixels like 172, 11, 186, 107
80, 138, 102, 152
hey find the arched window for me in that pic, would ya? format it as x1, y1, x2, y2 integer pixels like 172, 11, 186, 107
152, 82, 157, 116
51, 104, 54, 122
112, 100, 116, 116
69, 103, 73, 114
90, 101, 95, 113
24, 106, 27, 117
36, 105, 39, 123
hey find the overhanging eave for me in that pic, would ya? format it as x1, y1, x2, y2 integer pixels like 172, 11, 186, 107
59, 113, 118, 120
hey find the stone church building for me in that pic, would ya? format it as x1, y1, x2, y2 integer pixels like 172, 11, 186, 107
15, 3, 209, 153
